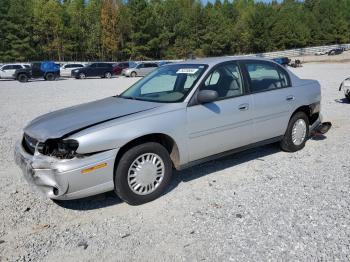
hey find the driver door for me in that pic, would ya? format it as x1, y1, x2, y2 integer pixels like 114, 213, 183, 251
186, 62, 255, 162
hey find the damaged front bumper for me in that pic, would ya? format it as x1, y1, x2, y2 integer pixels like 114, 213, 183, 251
309, 114, 332, 136
14, 141, 118, 200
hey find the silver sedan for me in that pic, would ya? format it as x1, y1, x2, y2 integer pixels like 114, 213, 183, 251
122, 62, 158, 77
14, 57, 331, 205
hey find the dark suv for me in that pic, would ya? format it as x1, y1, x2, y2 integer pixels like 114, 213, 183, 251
328, 48, 344, 56
72, 63, 114, 79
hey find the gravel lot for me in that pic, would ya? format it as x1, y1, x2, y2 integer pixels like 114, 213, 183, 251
0, 65, 349, 262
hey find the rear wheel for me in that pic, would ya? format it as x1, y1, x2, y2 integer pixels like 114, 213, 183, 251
18, 74, 28, 83
45, 73, 55, 81
105, 72, 112, 79
345, 90, 350, 102
130, 71, 137, 77
114, 142, 172, 205
280, 111, 309, 152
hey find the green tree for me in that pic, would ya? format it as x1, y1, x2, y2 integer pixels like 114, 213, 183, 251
32, 0, 65, 60
0, 0, 34, 62
101, 0, 120, 60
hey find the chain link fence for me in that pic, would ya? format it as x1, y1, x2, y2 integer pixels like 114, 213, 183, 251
251, 43, 350, 58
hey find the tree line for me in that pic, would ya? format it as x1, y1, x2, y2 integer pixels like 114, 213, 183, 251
1, 0, 350, 62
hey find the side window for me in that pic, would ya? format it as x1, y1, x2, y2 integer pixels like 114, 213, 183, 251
202, 63, 244, 99
245, 61, 290, 93
13, 65, 22, 69
90, 63, 97, 68
2, 65, 13, 70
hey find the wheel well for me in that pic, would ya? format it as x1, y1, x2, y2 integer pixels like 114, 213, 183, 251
114, 133, 180, 172
292, 105, 319, 125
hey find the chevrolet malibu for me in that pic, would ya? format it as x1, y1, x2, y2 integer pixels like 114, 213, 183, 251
14, 57, 331, 205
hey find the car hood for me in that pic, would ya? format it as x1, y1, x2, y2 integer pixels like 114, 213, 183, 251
24, 97, 161, 141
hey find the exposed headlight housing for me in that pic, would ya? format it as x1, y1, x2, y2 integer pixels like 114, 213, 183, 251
41, 139, 79, 159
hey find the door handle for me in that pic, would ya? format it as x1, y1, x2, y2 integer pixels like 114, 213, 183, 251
238, 103, 249, 111
286, 95, 295, 101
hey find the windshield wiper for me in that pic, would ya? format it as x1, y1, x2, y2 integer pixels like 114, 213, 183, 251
119, 96, 136, 100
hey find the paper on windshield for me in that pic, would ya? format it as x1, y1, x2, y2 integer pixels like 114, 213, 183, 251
176, 68, 199, 74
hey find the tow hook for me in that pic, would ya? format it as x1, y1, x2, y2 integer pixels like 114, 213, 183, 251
311, 122, 332, 136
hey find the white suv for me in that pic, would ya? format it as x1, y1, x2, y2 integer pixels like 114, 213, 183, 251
0, 64, 30, 79
60, 63, 85, 77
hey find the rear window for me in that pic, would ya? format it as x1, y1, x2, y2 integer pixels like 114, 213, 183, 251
145, 63, 158, 68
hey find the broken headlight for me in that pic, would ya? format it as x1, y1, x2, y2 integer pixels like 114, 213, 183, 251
41, 139, 79, 159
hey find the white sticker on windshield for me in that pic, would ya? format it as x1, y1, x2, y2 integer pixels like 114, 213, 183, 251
176, 68, 199, 74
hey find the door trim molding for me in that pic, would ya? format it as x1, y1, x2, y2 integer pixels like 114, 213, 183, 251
179, 136, 283, 170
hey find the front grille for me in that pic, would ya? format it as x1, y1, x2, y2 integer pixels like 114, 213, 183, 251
23, 134, 38, 155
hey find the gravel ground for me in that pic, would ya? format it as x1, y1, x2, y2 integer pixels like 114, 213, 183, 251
0, 65, 349, 262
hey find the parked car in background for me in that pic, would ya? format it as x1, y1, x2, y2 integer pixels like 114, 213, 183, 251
158, 61, 173, 66
328, 48, 344, 56
272, 57, 290, 67
0, 64, 30, 79
122, 62, 158, 77
60, 63, 85, 77
14, 57, 331, 205
14, 61, 60, 82
72, 62, 113, 79
339, 77, 350, 101
112, 61, 137, 75
314, 50, 329, 56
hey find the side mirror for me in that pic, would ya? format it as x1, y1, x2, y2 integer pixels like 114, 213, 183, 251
197, 90, 218, 104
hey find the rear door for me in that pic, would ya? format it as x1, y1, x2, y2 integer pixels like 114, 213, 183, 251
242, 60, 295, 141
186, 62, 255, 162
87, 63, 97, 76
137, 64, 146, 76
145, 63, 158, 75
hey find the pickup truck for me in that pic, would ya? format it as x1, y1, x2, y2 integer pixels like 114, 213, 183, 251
14, 61, 60, 82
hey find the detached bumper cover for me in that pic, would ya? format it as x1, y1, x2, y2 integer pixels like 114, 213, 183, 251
309, 114, 332, 136
14, 141, 118, 200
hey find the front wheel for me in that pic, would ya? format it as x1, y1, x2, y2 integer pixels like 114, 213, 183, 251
280, 111, 309, 152
130, 71, 137, 77
114, 142, 172, 205
18, 74, 28, 83
79, 73, 86, 79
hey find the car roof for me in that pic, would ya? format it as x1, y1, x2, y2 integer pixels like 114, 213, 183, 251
173, 56, 275, 67
2, 63, 28, 65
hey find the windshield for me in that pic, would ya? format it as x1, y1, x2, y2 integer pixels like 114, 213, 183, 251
120, 64, 208, 103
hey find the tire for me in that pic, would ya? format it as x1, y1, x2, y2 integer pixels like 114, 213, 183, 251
79, 73, 86, 79
18, 74, 28, 83
105, 72, 112, 79
114, 142, 172, 205
45, 73, 54, 81
130, 71, 137, 77
280, 111, 309, 152
345, 90, 350, 102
